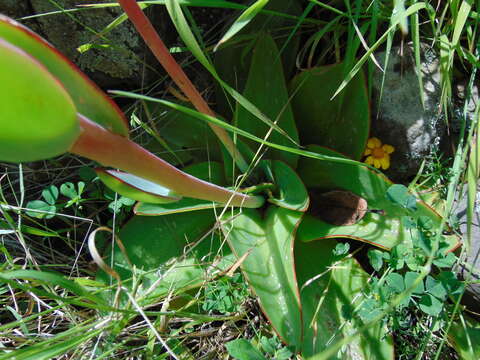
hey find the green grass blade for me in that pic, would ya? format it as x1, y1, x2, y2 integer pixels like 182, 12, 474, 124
411, 12, 425, 108
214, 0, 269, 51
0, 269, 107, 306
452, 0, 473, 47
331, 2, 427, 99
164, 0, 297, 145
110, 90, 371, 169
0, 323, 104, 360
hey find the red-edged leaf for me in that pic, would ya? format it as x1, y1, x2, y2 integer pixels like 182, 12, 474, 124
0, 15, 128, 136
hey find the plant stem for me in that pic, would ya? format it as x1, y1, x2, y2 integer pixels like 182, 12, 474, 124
118, 0, 249, 172
70, 115, 263, 208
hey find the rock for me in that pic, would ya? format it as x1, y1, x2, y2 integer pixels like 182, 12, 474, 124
454, 184, 480, 313
0, 0, 32, 19
371, 44, 445, 182
1, 1, 169, 89
452, 81, 479, 134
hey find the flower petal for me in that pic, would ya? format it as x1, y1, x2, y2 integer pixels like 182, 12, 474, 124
364, 148, 372, 156
373, 158, 381, 168
382, 144, 395, 154
367, 137, 381, 149
365, 156, 374, 165
380, 155, 390, 170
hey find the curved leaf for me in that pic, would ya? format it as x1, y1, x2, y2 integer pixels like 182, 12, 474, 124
164, 0, 297, 151
0, 15, 128, 136
297, 213, 410, 251
134, 161, 227, 215
135, 197, 221, 215
214, 0, 302, 117
224, 207, 303, 350
235, 33, 299, 168
267, 160, 309, 211
290, 63, 370, 160
96, 169, 181, 204
97, 210, 234, 305
0, 39, 79, 163
295, 238, 394, 359
296, 145, 460, 251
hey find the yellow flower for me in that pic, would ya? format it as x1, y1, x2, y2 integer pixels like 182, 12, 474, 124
363, 137, 394, 170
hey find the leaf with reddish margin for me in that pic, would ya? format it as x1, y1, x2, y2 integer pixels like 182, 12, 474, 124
295, 238, 394, 359
0, 15, 128, 136
290, 63, 370, 160
296, 145, 460, 252
96, 210, 234, 306
235, 33, 299, 168
0, 39, 79, 162
134, 161, 227, 215
267, 160, 310, 212
224, 207, 303, 350
96, 169, 181, 204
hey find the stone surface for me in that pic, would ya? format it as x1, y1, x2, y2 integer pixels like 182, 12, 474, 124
0, 0, 169, 89
452, 81, 479, 134
454, 184, 480, 313
371, 44, 445, 182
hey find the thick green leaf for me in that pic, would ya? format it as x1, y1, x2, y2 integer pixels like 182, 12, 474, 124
0, 15, 128, 136
146, 101, 221, 161
226, 339, 267, 360
295, 238, 394, 359
0, 39, 79, 163
290, 63, 370, 160
296, 145, 460, 251
181, 161, 227, 185
297, 213, 411, 250
267, 160, 309, 211
224, 207, 303, 349
449, 315, 480, 360
96, 169, 182, 204
235, 34, 299, 168
214, 0, 302, 117
134, 197, 222, 215
134, 161, 226, 215
97, 210, 234, 304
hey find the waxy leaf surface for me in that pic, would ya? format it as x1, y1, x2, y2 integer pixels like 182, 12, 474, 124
0, 15, 128, 136
0, 39, 79, 162
295, 238, 394, 359
97, 210, 233, 304
224, 207, 303, 349
296, 145, 460, 251
134, 162, 226, 215
235, 34, 299, 168
267, 160, 309, 211
96, 169, 181, 204
214, 0, 302, 117
290, 63, 370, 160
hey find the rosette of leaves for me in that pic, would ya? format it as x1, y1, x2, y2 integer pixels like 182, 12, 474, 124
101, 31, 460, 358
0, 3, 462, 359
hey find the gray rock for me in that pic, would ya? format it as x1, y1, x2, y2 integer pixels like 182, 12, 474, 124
1, 0, 168, 89
371, 44, 445, 181
454, 184, 480, 312
0, 0, 31, 19
452, 81, 479, 134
